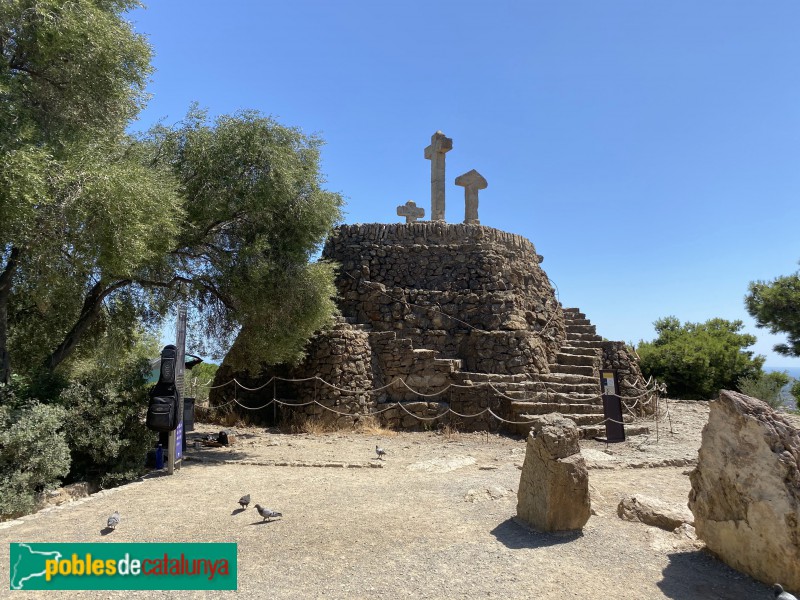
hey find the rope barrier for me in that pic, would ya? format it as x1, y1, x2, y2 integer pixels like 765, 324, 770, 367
191, 270, 664, 430
198, 370, 663, 430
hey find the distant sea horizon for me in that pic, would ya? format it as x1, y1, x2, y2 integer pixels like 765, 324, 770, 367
765, 365, 800, 379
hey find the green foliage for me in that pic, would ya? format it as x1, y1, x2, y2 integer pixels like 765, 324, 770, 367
55, 328, 158, 487
0, 391, 71, 518
0, 0, 152, 148
791, 380, 800, 411
186, 362, 218, 405
737, 371, 791, 409
150, 108, 343, 370
637, 316, 765, 399
0, 0, 180, 380
746, 267, 800, 357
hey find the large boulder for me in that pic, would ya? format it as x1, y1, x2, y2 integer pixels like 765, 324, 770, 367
688, 390, 800, 591
516, 413, 590, 532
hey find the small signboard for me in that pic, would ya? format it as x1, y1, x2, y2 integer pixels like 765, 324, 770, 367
600, 370, 626, 443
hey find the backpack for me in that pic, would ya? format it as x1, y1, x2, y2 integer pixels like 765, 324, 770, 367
146, 345, 180, 432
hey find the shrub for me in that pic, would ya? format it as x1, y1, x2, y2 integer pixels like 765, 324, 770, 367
791, 380, 800, 411
0, 392, 71, 519
737, 371, 791, 409
57, 377, 154, 488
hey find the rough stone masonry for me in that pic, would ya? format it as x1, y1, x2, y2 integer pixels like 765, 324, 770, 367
212, 221, 650, 434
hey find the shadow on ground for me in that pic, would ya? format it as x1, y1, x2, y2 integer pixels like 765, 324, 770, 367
657, 550, 772, 599
490, 518, 583, 549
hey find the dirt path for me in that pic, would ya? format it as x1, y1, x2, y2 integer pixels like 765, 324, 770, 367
1, 400, 796, 599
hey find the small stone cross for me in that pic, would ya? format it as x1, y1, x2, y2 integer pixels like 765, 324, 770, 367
454, 169, 487, 224
424, 131, 453, 221
396, 200, 425, 223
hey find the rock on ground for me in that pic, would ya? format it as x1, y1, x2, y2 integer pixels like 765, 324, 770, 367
688, 390, 800, 592
516, 413, 590, 532
617, 493, 693, 531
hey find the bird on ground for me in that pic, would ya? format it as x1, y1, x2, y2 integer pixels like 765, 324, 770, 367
238, 494, 250, 509
775, 584, 799, 600
107, 511, 120, 530
254, 504, 282, 522
376, 445, 387, 460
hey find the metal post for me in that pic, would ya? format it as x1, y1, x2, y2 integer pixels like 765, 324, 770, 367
167, 306, 187, 474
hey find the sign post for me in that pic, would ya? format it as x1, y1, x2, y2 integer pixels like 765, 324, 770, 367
167, 307, 187, 474
600, 369, 626, 443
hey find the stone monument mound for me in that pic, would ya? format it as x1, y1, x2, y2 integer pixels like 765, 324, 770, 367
210, 132, 651, 434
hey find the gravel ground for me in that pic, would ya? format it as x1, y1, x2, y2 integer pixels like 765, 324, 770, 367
2, 400, 798, 599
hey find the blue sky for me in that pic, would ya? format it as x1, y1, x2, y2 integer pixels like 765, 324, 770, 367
130, 1, 800, 368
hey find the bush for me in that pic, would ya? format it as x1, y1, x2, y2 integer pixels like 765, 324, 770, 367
638, 316, 765, 399
791, 380, 800, 411
57, 376, 155, 488
0, 391, 71, 519
737, 371, 791, 409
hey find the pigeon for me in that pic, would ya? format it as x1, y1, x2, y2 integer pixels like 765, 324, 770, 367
775, 584, 799, 600
107, 511, 120, 530
254, 504, 282, 522
238, 494, 251, 509
375, 445, 387, 460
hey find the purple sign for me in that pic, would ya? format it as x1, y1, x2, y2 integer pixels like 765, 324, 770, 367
175, 421, 183, 461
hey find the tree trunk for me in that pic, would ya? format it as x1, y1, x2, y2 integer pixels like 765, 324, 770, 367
44, 278, 131, 373
0, 247, 20, 385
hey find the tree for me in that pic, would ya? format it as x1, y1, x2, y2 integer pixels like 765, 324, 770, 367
745, 266, 800, 357
637, 316, 765, 399
2, 2, 343, 382
0, 0, 171, 382
146, 108, 343, 370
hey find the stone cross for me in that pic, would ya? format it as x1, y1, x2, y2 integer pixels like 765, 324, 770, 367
423, 131, 453, 221
454, 169, 487, 224
396, 200, 425, 223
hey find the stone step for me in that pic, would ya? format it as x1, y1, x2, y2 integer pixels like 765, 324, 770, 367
412, 348, 437, 360
510, 401, 601, 415
564, 317, 591, 326
578, 424, 650, 439
368, 331, 397, 342
539, 372, 598, 386
550, 364, 596, 377
433, 358, 462, 373
501, 382, 599, 398
507, 391, 599, 404
454, 372, 529, 384
567, 332, 603, 342
567, 340, 605, 349
556, 353, 598, 367
558, 346, 600, 357
562, 308, 585, 318
516, 412, 608, 427
566, 324, 597, 335
495, 386, 600, 404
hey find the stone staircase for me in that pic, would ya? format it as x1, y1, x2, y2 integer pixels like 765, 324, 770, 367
345, 311, 648, 438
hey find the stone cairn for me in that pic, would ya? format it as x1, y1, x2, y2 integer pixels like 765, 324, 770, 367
210, 132, 654, 434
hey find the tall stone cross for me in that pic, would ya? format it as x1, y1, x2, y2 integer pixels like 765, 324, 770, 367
424, 131, 453, 221
454, 169, 487, 224
396, 200, 425, 223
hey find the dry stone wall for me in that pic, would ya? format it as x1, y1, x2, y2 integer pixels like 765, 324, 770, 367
210, 222, 650, 433
326, 222, 565, 371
